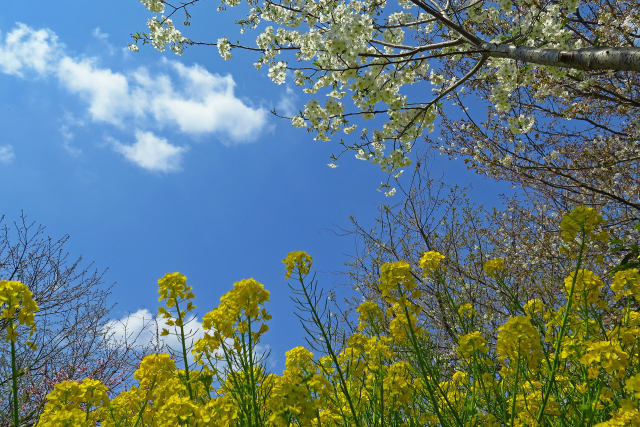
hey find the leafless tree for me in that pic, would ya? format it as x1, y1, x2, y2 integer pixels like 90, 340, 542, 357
0, 213, 142, 425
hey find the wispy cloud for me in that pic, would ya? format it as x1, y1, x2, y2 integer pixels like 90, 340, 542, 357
59, 113, 84, 157
113, 131, 187, 172
0, 145, 15, 164
92, 27, 108, 41
276, 86, 298, 117
0, 23, 270, 172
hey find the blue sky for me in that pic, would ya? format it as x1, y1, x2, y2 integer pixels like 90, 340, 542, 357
0, 1, 507, 369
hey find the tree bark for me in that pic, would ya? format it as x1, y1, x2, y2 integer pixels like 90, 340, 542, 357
480, 44, 640, 71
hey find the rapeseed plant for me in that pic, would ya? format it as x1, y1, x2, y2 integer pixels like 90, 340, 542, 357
15, 207, 640, 425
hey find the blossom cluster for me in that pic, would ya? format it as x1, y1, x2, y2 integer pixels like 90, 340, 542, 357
131, 0, 629, 182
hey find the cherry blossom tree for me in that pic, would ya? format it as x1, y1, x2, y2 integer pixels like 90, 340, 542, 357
133, 0, 639, 205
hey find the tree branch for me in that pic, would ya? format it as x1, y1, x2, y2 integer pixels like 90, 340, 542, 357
481, 44, 640, 71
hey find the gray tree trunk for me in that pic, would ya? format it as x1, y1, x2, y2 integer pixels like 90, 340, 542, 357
480, 44, 640, 72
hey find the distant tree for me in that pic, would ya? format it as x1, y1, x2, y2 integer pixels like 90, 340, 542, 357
341, 153, 630, 355
0, 214, 138, 425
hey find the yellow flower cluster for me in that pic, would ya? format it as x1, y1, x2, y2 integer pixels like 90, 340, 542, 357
157, 272, 194, 307
282, 250, 313, 280
0, 280, 39, 342
156, 272, 197, 336
611, 268, 640, 301
39, 378, 109, 426
457, 302, 476, 318
419, 250, 445, 275
496, 316, 543, 371
625, 374, 640, 399
559, 206, 603, 242
457, 330, 488, 359
194, 278, 271, 359
266, 346, 326, 425
356, 300, 385, 332
581, 341, 630, 379
483, 257, 506, 276
378, 261, 416, 301
564, 269, 604, 306
510, 380, 560, 425
596, 407, 640, 427
381, 361, 414, 409
523, 298, 544, 316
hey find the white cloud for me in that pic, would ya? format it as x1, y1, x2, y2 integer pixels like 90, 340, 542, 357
57, 57, 133, 125
103, 308, 274, 370
91, 27, 116, 55
276, 86, 297, 116
130, 62, 269, 142
0, 23, 271, 171
59, 113, 84, 157
51, 42, 268, 144
0, 23, 60, 76
102, 308, 205, 364
0, 145, 15, 164
113, 130, 187, 173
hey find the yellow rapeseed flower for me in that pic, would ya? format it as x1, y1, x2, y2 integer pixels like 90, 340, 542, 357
389, 312, 413, 344
383, 361, 414, 409
625, 374, 640, 399
483, 258, 506, 277
419, 251, 445, 275
594, 407, 640, 426
458, 303, 476, 318
356, 300, 385, 332
496, 316, 543, 371
457, 331, 488, 359
378, 261, 415, 298
559, 206, 603, 243
523, 298, 544, 317
564, 269, 604, 306
194, 278, 271, 361
0, 280, 39, 342
282, 251, 313, 280
157, 272, 194, 307
39, 378, 109, 426
134, 353, 178, 389
580, 341, 630, 379
611, 268, 640, 301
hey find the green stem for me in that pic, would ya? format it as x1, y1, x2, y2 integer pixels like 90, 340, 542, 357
219, 338, 251, 423
536, 234, 586, 423
10, 321, 19, 427
244, 315, 260, 425
297, 272, 362, 427
509, 353, 521, 427
400, 300, 462, 427
133, 377, 157, 427
174, 299, 194, 400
